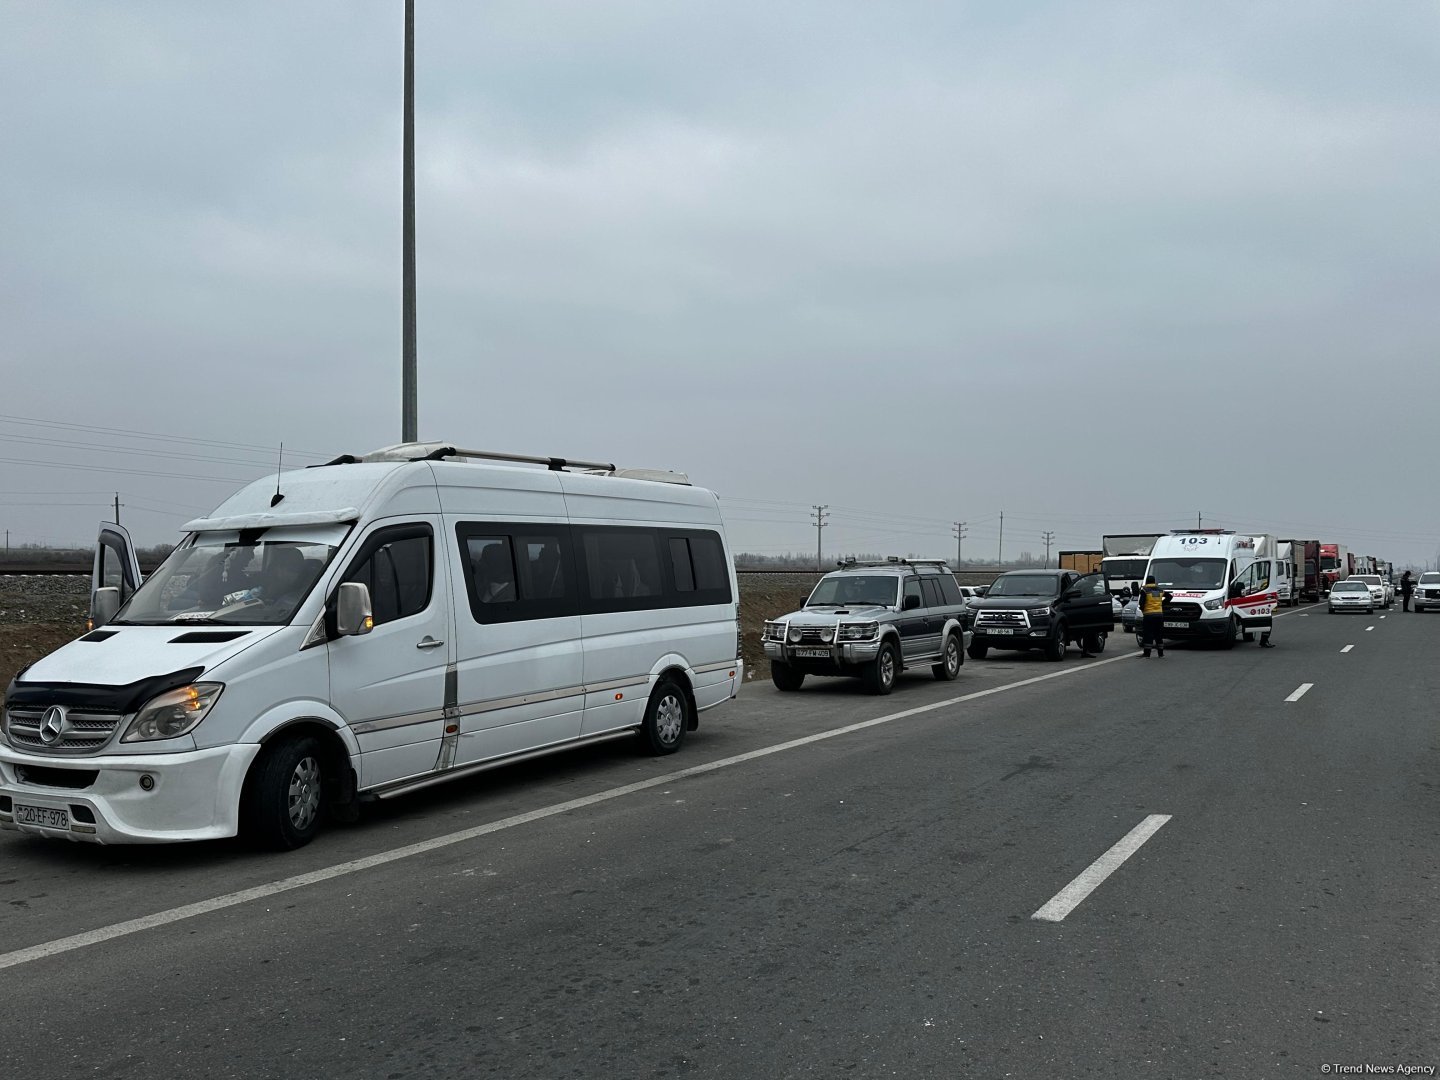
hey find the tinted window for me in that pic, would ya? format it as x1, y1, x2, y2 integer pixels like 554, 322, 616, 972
466, 536, 518, 605
1079, 574, 1108, 598
344, 529, 432, 626
938, 576, 963, 605
584, 530, 663, 601
921, 578, 946, 607
689, 533, 728, 593
903, 579, 923, 607
456, 525, 577, 624
669, 538, 696, 592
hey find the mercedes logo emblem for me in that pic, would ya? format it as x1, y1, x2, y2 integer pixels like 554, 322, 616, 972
39, 706, 68, 745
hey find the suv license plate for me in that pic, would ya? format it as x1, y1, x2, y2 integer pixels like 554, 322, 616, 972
14, 804, 69, 830
985, 628, 1015, 635
794, 648, 830, 658
1163, 621, 1188, 629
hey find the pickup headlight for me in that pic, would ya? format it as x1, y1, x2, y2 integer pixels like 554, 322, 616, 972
838, 622, 879, 642
1204, 598, 1224, 610
1031, 606, 1051, 617
763, 621, 787, 642
122, 683, 223, 743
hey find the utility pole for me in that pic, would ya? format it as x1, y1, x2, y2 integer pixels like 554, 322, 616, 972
997, 511, 1004, 567
1197, 511, 1202, 529
1042, 530, 1055, 567
401, 0, 419, 443
811, 505, 829, 571
113, 493, 122, 526
952, 521, 968, 568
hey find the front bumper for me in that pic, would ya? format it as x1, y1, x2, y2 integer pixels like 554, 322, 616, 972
1149, 615, 1232, 638
0, 742, 261, 844
764, 639, 884, 665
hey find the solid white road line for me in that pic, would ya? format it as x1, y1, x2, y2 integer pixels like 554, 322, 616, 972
1341, 645, 1354, 653
1285, 683, 1314, 702
0, 649, 1142, 973
1031, 814, 1172, 923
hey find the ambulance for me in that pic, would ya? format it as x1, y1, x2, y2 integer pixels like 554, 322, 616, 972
1143, 530, 1279, 649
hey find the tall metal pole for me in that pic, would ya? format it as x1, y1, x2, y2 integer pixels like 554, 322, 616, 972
997, 511, 1004, 567
812, 505, 829, 571
1042, 530, 1055, 568
113, 493, 121, 526
401, 0, 418, 443
953, 521, 967, 568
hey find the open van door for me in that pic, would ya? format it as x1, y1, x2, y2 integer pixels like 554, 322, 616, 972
91, 523, 142, 628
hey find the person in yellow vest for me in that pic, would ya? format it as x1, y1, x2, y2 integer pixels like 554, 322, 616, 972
1138, 575, 1171, 658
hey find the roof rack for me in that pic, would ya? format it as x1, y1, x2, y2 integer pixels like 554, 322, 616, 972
835, 556, 951, 570
310, 443, 691, 485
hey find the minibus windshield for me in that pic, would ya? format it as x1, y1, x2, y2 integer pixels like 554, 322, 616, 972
1148, 557, 1228, 591
115, 527, 345, 626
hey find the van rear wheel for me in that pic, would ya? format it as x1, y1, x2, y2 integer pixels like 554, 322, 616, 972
241, 735, 326, 851
639, 679, 690, 755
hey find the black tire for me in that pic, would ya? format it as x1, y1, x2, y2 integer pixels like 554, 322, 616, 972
1083, 630, 1106, 655
241, 735, 327, 851
1220, 616, 1238, 650
639, 679, 690, 755
967, 641, 989, 661
770, 663, 805, 692
863, 639, 900, 695
1044, 625, 1067, 662
932, 632, 962, 681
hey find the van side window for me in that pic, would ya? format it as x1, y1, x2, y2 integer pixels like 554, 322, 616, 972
583, 530, 664, 600
466, 537, 517, 604
689, 533, 728, 593
668, 538, 696, 592
455, 524, 578, 624
342, 526, 433, 626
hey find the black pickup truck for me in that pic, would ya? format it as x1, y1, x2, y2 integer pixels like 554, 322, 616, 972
964, 569, 1114, 660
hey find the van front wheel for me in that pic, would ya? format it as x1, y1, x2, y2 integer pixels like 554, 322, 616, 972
241, 735, 326, 851
640, 679, 690, 755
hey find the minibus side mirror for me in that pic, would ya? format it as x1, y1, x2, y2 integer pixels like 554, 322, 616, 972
1227, 580, 1244, 599
91, 586, 121, 628
335, 582, 374, 637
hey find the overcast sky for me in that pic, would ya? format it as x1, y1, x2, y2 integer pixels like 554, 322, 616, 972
3, 1, 1439, 566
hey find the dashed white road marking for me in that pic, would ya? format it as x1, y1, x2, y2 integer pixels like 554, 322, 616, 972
1032, 814, 1172, 922
1341, 645, 1354, 653
1366, 626, 1375, 632
1285, 683, 1314, 702
0, 648, 1142, 973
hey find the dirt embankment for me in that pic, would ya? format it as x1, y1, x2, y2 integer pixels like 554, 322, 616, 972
0, 575, 89, 690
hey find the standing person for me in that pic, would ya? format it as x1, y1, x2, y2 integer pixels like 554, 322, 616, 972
1401, 570, 1415, 612
1138, 575, 1171, 658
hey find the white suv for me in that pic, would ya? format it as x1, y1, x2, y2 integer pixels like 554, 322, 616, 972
1414, 572, 1440, 613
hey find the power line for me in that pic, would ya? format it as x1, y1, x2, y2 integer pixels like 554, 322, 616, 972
0, 413, 327, 458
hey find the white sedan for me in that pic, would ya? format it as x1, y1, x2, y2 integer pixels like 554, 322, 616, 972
1328, 580, 1374, 614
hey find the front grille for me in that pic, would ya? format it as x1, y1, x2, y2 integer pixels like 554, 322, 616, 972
1165, 603, 1202, 620
796, 627, 833, 643
975, 610, 1029, 629
15, 765, 98, 789
1425, 589, 1440, 599
3, 707, 124, 755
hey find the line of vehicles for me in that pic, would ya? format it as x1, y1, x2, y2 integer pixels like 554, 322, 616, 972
0, 451, 1417, 854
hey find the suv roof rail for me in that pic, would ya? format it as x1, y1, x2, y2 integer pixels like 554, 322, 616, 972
835, 556, 952, 570
311, 443, 692, 485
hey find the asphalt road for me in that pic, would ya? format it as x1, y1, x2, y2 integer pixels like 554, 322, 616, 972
1, 604, 1437, 1078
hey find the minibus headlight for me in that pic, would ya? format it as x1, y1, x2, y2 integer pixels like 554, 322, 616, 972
1204, 598, 1224, 610
122, 683, 224, 743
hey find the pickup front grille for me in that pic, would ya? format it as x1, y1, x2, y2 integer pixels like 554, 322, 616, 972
3, 707, 124, 755
975, 610, 1029, 629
